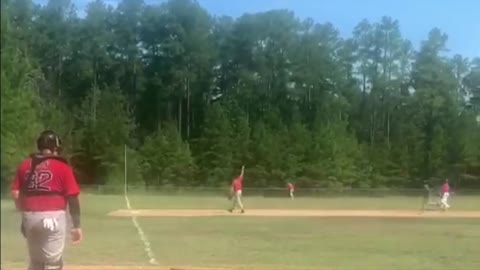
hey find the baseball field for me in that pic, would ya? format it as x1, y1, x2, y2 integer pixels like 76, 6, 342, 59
2, 190, 480, 270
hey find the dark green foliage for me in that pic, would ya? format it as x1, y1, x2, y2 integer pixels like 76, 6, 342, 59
140, 123, 196, 187
1, 0, 479, 190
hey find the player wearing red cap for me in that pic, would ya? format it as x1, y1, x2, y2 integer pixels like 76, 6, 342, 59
11, 130, 83, 270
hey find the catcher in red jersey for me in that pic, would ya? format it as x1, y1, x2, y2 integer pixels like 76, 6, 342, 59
11, 130, 82, 270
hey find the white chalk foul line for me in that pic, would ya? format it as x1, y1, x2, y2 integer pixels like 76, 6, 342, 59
124, 195, 158, 265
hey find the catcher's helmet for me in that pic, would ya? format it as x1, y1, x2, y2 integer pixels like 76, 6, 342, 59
36, 130, 62, 151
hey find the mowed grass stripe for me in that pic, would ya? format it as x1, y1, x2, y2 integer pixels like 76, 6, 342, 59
125, 194, 480, 211
140, 216, 480, 269
107, 208, 480, 218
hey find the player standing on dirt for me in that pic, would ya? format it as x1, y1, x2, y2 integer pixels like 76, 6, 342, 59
228, 165, 245, 213
440, 179, 451, 210
287, 182, 295, 200
10, 130, 83, 270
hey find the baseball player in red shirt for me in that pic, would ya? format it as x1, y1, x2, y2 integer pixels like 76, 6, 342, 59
10, 130, 83, 270
228, 165, 245, 213
440, 179, 451, 210
287, 182, 295, 200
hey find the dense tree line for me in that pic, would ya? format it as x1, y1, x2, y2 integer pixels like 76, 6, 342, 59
2, 0, 479, 190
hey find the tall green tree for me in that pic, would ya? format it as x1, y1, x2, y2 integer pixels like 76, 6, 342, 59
1, 0, 44, 187
140, 124, 196, 186
2, 0, 479, 188
411, 29, 458, 178
73, 86, 135, 184
195, 103, 233, 186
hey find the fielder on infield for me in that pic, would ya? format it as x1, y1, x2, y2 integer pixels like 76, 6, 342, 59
440, 179, 451, 210
228, 165, 245, 213
287, 182, 295, 200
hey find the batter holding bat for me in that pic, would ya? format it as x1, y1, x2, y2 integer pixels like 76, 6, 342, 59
11, 130, 83, 270
228, 165, 245, 213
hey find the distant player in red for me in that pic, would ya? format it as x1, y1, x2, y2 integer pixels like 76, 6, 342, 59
11, 130, 83, 270
440, 179, 451, 210
287, 182, 295, 200
228, 165, 245, 213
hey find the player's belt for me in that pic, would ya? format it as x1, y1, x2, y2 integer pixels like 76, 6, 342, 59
20, 190, 64, 196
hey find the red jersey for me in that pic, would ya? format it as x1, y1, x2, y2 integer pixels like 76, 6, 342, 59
232, 176, 243, 192
442, 183, 450, 193
11, 156, 80, 212
288, 183, 295, 190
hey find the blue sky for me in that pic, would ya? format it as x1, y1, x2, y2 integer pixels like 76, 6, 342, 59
34, 0, 480, 59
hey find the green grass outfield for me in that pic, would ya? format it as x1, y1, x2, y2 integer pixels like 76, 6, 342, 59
2, 193, 480, 269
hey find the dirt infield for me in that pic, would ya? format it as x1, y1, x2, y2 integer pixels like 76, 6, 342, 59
108, 209, 480, 218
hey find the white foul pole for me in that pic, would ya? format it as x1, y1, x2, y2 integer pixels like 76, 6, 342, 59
124, 144, 128, 196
